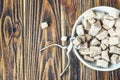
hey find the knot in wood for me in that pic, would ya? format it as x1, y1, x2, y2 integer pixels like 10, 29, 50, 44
12, 22, 21, 37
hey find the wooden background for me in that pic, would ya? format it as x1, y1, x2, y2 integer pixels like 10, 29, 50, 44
0, 0, 120, 80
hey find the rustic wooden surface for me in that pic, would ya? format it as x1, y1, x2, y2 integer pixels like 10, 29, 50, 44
0, 0, 120, 80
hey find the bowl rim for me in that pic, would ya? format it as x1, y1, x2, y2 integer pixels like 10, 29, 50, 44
72, 6, 120, 71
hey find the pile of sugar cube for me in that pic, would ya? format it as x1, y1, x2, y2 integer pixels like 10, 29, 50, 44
73, 9, 120, 68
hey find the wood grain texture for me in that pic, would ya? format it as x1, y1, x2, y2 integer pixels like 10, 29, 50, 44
0, 0, 24, 80
0, 0, 120, 80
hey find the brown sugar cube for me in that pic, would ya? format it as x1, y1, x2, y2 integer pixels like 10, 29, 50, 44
111, 54, 119, 64
110, 46, 120, 54
109, 9, 120, 18
101, 51, 110, 61
109, 37, 119, 45
83, 10, 96, 20
94, 55, 101, 60
61, 36, 67, 41
41, 22, 48, 29
84, 55, 94, 62
90, 38, 100, 46
76, 25, 84, 36
82, 19, 91, 30
73, 36, 81, 47
90, 46, 101, 57
103, 15, 115, 29
89, 20, 102, 36
96, 30, 108, 40
96, 59, 109, 68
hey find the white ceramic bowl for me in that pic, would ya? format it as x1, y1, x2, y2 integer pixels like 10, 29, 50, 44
72, 6, 120, 71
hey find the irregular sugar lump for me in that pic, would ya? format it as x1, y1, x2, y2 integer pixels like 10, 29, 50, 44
109, 37, 119, 45
83, 10, 96, 20
84, 55, 94, 62
110, 46, 120, 54
90, 46, 101, 57
73, 36, 81, 47
111, 54, 119, 64
108, 28, 117, 37
101, 51, 110, 61
96, 59, 108, 68
94, 55, 101, 60
89, 20, 102, 36
109, 9, 120, 18
96, 30, 108, 40
61, 36, 67, 41
90, 38, 100, 46
103, 15, 115, 29
95, 11, 105, 19
76, 25, 84, 36
100, 43, 107, 50
41, 22, 48, 29
82, 19, 91, 30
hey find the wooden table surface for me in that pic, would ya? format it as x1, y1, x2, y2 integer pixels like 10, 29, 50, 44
0, 0, 120, 80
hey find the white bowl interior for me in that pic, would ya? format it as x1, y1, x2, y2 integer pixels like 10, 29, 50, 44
72, 6, 120, 71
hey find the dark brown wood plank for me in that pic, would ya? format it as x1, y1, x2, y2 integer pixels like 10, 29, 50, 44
60, 0, 81, 80
39, 0, 61, 79
0, 0, 24, 80
24, 0, 61, 80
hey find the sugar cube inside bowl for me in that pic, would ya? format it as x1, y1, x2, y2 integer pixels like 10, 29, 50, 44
72, 6, 120, 71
